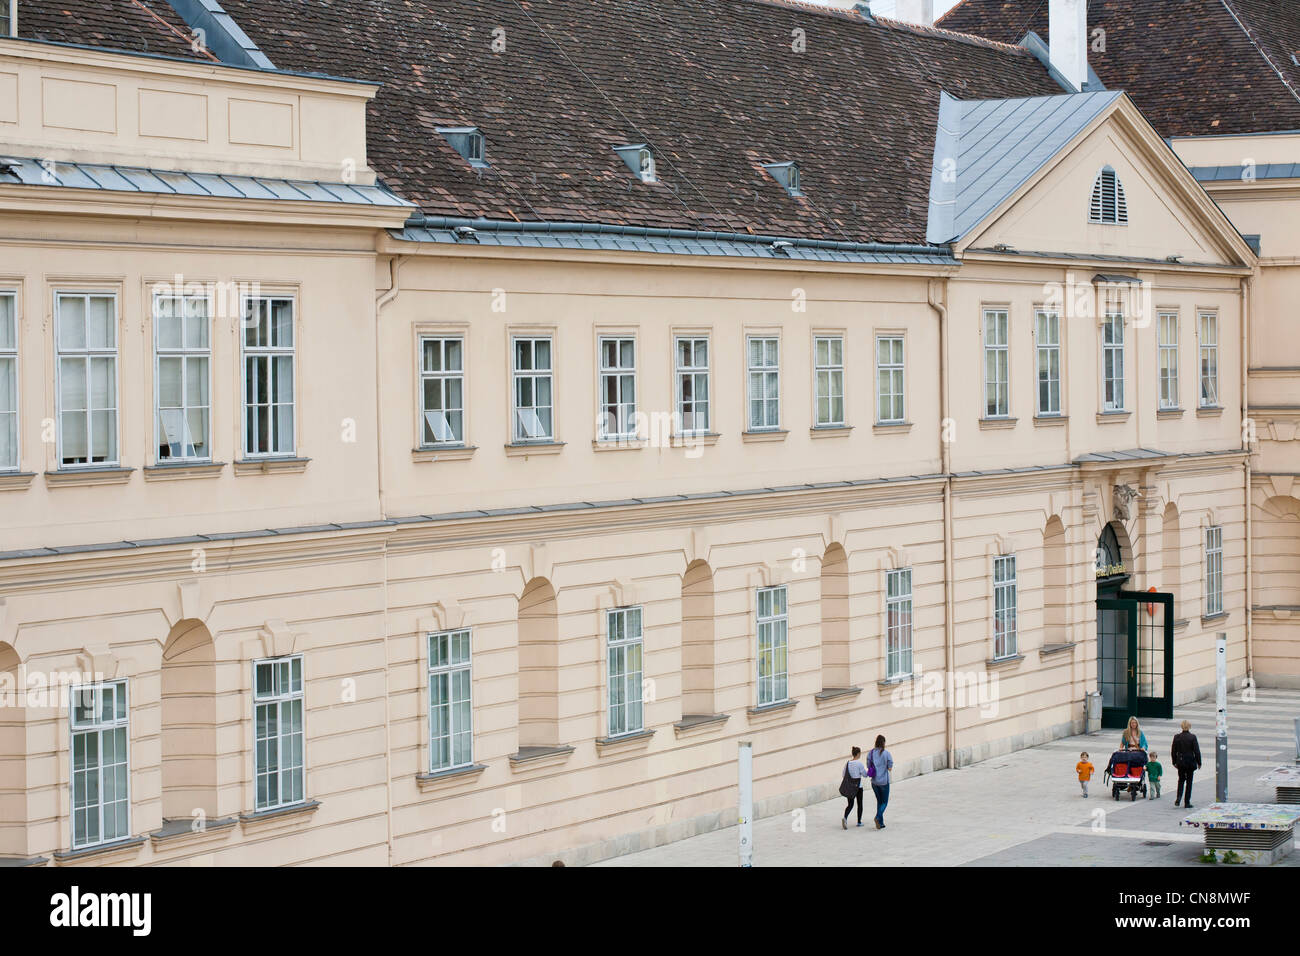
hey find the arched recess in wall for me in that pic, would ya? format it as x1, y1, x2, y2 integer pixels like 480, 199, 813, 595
1043, 517, 1068, 643
680, 560, 715, 719
1161, 503, 1182, 611
1256, 496, 1300, 608
0, 641, 25, 857
820, 544, 849, 690
160, 619, 217, 820
517, 577, 559, 749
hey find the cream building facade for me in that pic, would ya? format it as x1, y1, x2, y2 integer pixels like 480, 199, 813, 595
0, 0, 1272, 866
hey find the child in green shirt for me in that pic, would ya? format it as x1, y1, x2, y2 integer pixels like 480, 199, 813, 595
1147, 752, 1163, 799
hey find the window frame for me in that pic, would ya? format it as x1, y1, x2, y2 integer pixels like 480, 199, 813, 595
982, 308, 1010, 418
813, 333, 846, 428
418, 334, 467, 447
756, 585, 789, 707
597, 335, 637, 442
993, 555, 1018, 660
886, 568, 914, 680
511, 334, 555, 443
153, 288, 213, 463
606, 606, 645, 738
428, 628, 473, 772
54, 290, 120, 469
674, 335, 711, 436
1198, 311, 1219, 408
1102, 310, 1126, 412
875, 334, 906, 425
68, 678, 131, 850
1205, 526, 1223, 617
240, 295, 297, 459
1158, 311, 1180, 410
252, 655, 306, 813
746, 335, 781, 431
0, 290, 17, 471
1034, 308, 1062, 417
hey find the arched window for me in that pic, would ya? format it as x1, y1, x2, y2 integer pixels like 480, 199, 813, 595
680, 560, 716, 719
1090, 166, 1128, 224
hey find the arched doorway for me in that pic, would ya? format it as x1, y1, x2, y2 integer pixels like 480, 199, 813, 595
1094, 521, 1173, 728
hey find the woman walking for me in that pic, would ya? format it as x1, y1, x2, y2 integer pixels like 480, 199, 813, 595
1171, 720, 1203, 808
1121, 716, 1148, 751
869, 735, 894, 829
840, 746, 869, 828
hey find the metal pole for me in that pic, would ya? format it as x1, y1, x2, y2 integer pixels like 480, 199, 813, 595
1293, 717, 1299, 764
1216, 634, 1228, 802
738, 741, 753, 867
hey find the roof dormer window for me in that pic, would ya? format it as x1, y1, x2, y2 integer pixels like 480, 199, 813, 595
613, 144, 656, 183
763, 161, 803, 197
437, 126, 487, 168
1090, 166, 1128, 224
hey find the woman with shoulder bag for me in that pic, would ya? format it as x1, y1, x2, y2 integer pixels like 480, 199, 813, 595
840, 746, 869, 828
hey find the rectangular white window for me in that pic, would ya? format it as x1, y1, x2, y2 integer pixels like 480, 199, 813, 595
1035, 310, 1061, 416
428, 629, 472, 771
606, 607, 644, 737
993, 555, 1018, 659
154, 291, 211, 461
1205, 526, 1223, 617
876, 335, 905, 424
242, 297, 295, 457
598, 336, 637, 440
756, 585, 789, 706
1199, 312, 1219, 407
56, 292, 118, 467
419, 337, 465, 445
747, 336, 780, 430
886, 568, 913, 680
253, 656, 305, 811
1158, 312, 1179, 410
512, 336, 553, 442
983, 309, 1009, 418
1103, 311, 1125, 411
675, 336, 710, 435
70, 679, 130, 850
0, 293, 16, 470
815, 334, 846, 426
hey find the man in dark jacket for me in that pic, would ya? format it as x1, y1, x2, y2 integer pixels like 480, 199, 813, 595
1171, 720, 1203, 808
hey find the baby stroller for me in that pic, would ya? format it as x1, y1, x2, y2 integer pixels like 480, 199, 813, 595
1105, 749, 1148, 801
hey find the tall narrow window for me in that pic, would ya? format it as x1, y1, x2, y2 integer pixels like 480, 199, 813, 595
675, 336, 710, 435
253, 656, 305, 812
1158, 312, 1179, 410
1199, 312, 1219, 407
70, 679, 130, 850
419, 336, 465, 445
1089, 166, 1129, 224
598, 336, 636, 440
886, 568, 913, 680
242, 297, 295, 457
983, 309, 1009, 418
606, 607, 644, 737
512, 336, 553, 442
1035, 309, 1061, 416
876, 335, 905, 424
0, 293, 16, 470
428, 629, 472, 771
993, 555, 1018, 659
747, 336, 780, 430
815, 334, 845, 427
1102, 311, 1125, 411
154, 291, 211, 461
1205, 526, 1223, 617
56, 292, 118, 467
756, 585, 789, 706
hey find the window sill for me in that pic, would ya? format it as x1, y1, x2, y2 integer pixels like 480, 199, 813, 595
1033, 415, 1068, 427
44, 466, 134, 488
504, 441, 564, 458
149, 815, 237, 848
52, 835, 146, 865
412, 445, 477, 463
1201, 612, 1230, 626
508, 744, 575, 772
238, 799, 320, 834
1197, 405, 1225, 418
814, 686, 862, 706
1039, 642, 1077, 659
747, 699, 797, 721
0, 471, 36, 491
673, 713, 730, 738
233, 456, 310, 476
877, 673, 917, 688
0, 855, 49, 867
1157, 408, 1184, 420
872, 421, 913, 435
670, 431, 720, 449
810, 424, 852, 438
592, 438, 648, 452
143, 460, 225, 481
1096, 411, 1131, 424
985, 653, 1025, 670
978, 417, 1018, 430
741, 429, 788, 443
416, 763, 487, 793
595, 728, 656, 756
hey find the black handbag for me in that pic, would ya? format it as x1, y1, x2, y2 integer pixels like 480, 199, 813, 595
839, 761, 857, 798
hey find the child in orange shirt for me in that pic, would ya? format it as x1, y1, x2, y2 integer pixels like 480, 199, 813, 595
1076, 752, 1096, 797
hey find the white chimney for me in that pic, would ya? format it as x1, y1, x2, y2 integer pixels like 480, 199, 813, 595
890, 0, 935, 26
1049, 0, 1088, 93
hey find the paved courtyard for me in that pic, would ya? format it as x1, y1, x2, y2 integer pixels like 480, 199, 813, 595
596, 688, 1300, 867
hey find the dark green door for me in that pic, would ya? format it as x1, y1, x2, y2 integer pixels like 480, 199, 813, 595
1097, 592, 1175, 728
1097, 598, 1133, 729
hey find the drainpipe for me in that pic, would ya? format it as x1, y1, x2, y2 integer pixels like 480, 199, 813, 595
1241, 275, 1254, 682
929, 278, 957, 770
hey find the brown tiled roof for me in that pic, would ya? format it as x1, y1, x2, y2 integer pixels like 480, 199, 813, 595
14, 0, 213, 61
937, 0, 1300, 136
202, 0, 1059, 243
